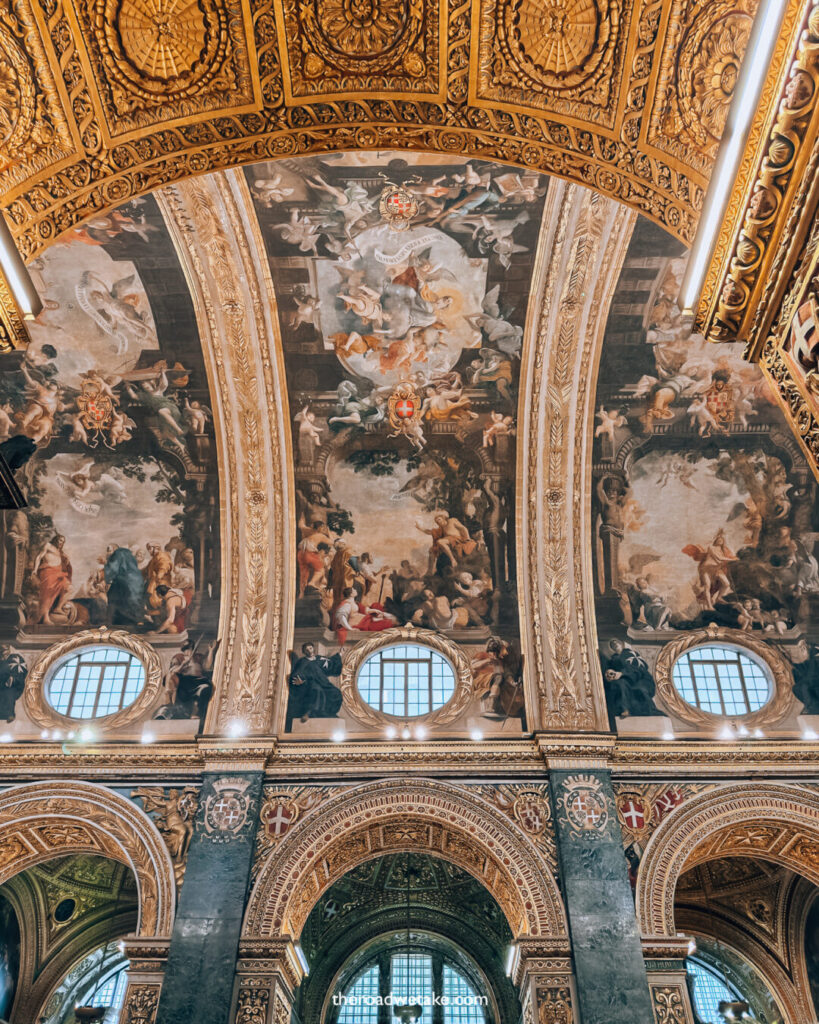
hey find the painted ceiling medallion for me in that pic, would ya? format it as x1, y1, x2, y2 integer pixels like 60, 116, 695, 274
498, 0, 620, 93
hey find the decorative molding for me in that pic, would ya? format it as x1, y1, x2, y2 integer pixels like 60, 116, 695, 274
0, 780, 175, 937
120, 982, 161, 1024
157, 170, 292, 732
650, 984, 689, 1024
22, 628, 163, 733
244, 777, 567, 940
652, 625, 798, 729
521, 181, 635, 730
0, 268, 29, 352
338, 627, 473, 729
3, 0, 792, 255
697, 0, 819, 344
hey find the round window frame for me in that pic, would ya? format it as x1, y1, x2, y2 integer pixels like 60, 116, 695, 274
24, 628, 162, 732
654, 625, 795, 729
339, 627, 473, 729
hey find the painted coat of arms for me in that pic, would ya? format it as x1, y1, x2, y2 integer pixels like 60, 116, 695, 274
379, 183, 418, 231
202, 777, 253, 841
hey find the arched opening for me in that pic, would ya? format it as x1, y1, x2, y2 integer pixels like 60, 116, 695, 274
245, 779, 566, 942
636, 784, 819, 1023
0, 853, 138, 1024
295, 853, 520, 1024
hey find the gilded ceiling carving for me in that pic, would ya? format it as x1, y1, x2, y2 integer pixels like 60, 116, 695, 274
0, 0, 782, 258
635, 783, 819, 939
0, 780, 175, 938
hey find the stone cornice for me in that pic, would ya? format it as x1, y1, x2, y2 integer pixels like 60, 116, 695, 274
0, 736, 818, 781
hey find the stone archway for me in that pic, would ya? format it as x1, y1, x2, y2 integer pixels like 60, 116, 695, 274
636, 783, 819, 939
244, 778, 567, 941
0, 780, 175, 937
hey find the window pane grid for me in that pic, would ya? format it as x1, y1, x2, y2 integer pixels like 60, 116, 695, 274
48, 647, 146, 718
392, 954, 433, 1024
356, 644, 456, 718
338, 964, 380, 1024
671, 645, 772, 716
443, 965, 485, 1024
688, 959, 746, 1024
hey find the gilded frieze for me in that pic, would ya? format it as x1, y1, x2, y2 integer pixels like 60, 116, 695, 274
2, 0, 791, 260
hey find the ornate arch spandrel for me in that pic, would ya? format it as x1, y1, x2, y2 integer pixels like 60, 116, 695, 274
519, 179, 636, 730
157, 168, 293, 732
636, 783, 819, 940
0, 780, 175, 938
243, 779, 568, 942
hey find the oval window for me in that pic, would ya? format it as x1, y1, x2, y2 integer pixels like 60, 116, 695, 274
46, 645, 146, 719
356, 643, 456, 718
671, 644, 772, 717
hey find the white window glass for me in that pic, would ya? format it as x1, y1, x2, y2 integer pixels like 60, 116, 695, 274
47, 647, 145, 719
671, 645, 771, 716
391, 954, 433, 1024
339, 964, 380, 1024
357, 644, 455, 717
687, 958, 745, 1024
443, 964, 485, 1024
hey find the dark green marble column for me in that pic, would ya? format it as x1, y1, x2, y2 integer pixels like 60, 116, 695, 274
155, 771, 263, 1024
549, 769, 654, 1024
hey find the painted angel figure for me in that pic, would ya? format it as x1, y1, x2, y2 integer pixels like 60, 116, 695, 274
252, 174, 295, 207
466, 285, 523, 355
595, 406, 628, 448
482, 411, 515, 448
182, 398, 212, 435
291, 288, 322, 330
18, 367, 66, 444
295, 404, 323, 460
307, 175, 371, 236
273, 210, 326, 255
76, 271, 152, 353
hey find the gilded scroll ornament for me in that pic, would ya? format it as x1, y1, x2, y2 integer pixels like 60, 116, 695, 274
236, 985, 269, 1024
651, 985, 687, 1024
537, 984, 573, 1024
0, 23, 35, 167
122, 984, 161, 1024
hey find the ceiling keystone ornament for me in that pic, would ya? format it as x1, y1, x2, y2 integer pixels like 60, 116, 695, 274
277, 0, 441, 97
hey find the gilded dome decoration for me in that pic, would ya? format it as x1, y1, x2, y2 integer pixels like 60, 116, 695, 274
0, 25, 35, 168
317, 0, 409, 59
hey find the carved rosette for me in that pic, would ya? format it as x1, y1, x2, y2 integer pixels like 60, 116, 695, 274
279, 0, 441, 97
648, 0, 758, 175
70, 0, 257, 132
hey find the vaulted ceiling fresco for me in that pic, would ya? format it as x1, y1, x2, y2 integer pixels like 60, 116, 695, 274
4, 148, 819, 742
245, 152, 547, 736
593, 218, 819, 732
0, 196, 221, 731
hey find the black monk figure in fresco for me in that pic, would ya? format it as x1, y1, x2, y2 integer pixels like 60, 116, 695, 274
0, 646, 27, 722
286, 642, 343, 729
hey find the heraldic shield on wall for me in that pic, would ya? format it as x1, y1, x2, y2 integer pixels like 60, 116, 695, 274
246, 152, 549, 739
